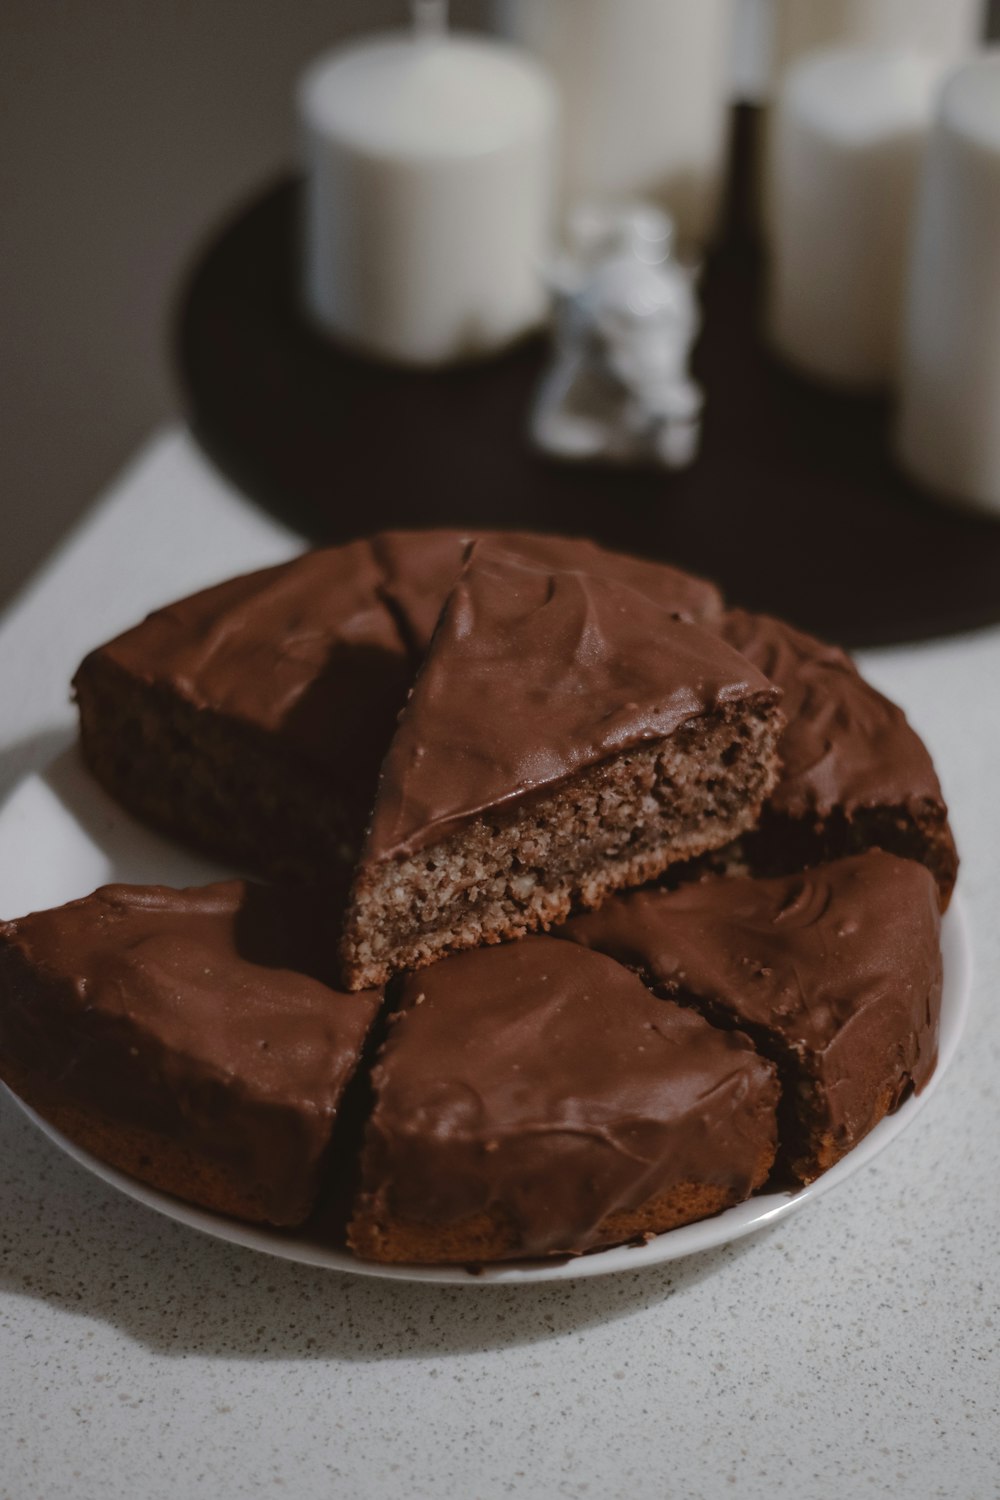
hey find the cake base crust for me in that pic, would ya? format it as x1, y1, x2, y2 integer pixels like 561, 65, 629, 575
349, 1176, 772, 1266
1, 1055, 293, 1226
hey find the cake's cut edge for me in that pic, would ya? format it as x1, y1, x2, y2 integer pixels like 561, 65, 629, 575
720, 607, 958, 907
561, 851, 943, 1186
341, 546, 783, 990
340, 693, 782, 990
72, 533, 725, 884
740, 799, 959, 912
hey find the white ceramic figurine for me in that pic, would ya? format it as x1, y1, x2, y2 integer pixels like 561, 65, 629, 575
532, 204, 704, 470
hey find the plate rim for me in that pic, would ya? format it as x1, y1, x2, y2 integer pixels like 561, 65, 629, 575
2, 896, 972, 1287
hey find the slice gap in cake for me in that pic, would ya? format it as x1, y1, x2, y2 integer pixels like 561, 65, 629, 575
562, 850, 943, 1184
340, 545, 783, 989
347, 936, 780, 1264
720, 608, 958, 907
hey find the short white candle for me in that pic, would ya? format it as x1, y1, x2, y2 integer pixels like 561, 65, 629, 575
493, 0, 736, 248
766, 47, 948, 388
298, 21, 558, 366
771, 0, 984, 84
896, 53, 1000, 515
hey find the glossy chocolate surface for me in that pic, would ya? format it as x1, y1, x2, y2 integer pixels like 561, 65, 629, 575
80, 532, 720, 784
372, 530, 722, 653
564, 852, 942, 1156
356, 936, 778, 1256
81, 543, 412, 785
365, 546, 777, 860
721, 609, 945, 821
0, 882, 381, 1224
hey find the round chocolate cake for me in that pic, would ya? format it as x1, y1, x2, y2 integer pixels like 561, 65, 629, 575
0, 531, 955, 1264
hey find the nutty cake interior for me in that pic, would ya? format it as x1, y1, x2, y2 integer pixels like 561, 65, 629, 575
340, 545, 783, 989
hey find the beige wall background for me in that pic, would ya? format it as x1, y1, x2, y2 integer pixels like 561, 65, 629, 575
2, 1, 996, 609
0, 0, 488, 608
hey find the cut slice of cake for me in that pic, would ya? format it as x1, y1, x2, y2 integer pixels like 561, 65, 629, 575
73, 531, 722, 882
562, 851, 942, 1184
340, 546, 783, 989
348, 937, 779, 1263
0, 881, 383, 1226
720, 609, 958, 906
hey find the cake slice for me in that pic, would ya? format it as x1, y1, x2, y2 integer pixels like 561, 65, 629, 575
348, 937, 779, 1263
0, 882, 382, 1226
562, 851, 942, 1183
340, 546, 783, 989
73, 531, 722, 882
720, 609, 958, 906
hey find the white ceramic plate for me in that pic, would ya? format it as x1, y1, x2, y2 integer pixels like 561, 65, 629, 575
0, 742, 973, 1285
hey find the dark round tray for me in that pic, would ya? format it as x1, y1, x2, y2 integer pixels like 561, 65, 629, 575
176, 113, 1000, 649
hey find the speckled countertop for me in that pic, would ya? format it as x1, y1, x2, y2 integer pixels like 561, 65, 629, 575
1, 431, 997, 1500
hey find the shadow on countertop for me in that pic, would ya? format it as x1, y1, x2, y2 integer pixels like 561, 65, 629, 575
0, 1084, 777, 1363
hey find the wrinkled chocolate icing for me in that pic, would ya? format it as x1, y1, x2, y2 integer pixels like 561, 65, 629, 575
356, 936, 778, 1256
563, 851, 942, 1164
83, 542, 413, 784
721, 609, 944, 820
81, 532, 721, 782
0, 882, 381, 1224
372, 529, 722, 652
364, 546, 778, 861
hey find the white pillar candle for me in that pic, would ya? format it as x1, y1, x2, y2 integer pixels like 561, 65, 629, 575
298, 21, 558, 366
493, 0, 736, 248
766, 48, 948, 388
771, 0, 984, 83
896, 53, 1000, 514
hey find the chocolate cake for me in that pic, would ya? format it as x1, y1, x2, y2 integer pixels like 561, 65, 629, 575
73, 531, 722, 883
28, 533, 955, 1264
720, 609, 958, 906
348, 937, 780, 1263
562, 851, 942, 1183
0, 882, 382, 1226
340, 546, 784, 989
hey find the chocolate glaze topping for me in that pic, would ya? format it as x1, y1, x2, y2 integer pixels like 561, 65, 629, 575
364, 546, 778, 860
0, 882, 382, 1224
356, 937, 778, 1256
80, 533, 721, 785
721, 609, 945, 821
81, 542, 413, 785
372, 529, 723, 652
563, 851, 942, 1161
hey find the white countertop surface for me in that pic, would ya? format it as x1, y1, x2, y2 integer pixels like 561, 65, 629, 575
1, 429, 998, 1500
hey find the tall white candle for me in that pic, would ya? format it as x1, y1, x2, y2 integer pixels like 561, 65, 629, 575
771, 0, 984, 83
896, 53, 1000, 515
493, 0, 736, 248
298, 25, 558, 366
766, 48, 947, 388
